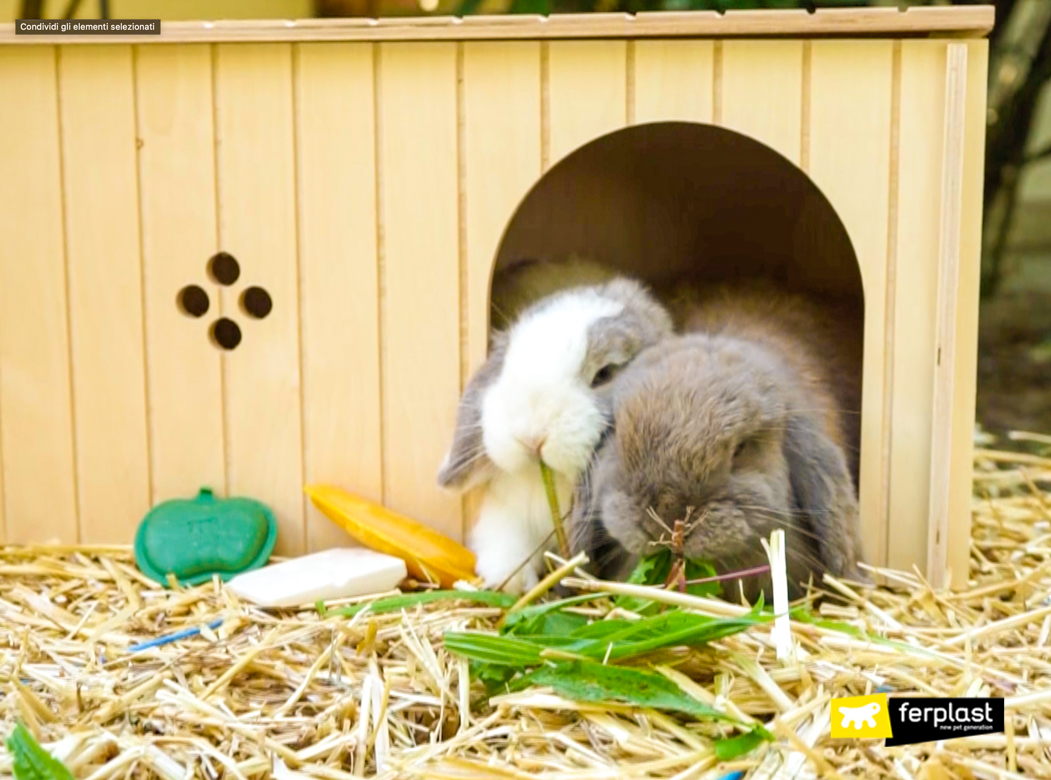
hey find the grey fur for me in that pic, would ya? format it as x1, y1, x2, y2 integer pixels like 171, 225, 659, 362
569, 284, 867, 602
582, 278, 676, 394
436, 331, 508, 490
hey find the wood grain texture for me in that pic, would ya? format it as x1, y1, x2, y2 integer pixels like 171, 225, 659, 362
887, 41, 946, 575
806, 41, 894, 568
720, 41, 804, 166
0, 8, 995, 44
294, 42, 384, 552
135, 44, 226, 506
214, 43, 305, 555
633, 40, 713, 125
58, 45, 151, 543
947, 39, 988, 590
0, 46, 78, 544
926, 43, 968, 589
377, 42, 463, 541
547, 41, 627, 167
462, 42, 541, 376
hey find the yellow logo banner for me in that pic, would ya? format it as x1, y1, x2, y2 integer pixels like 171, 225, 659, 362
831, 694, 894, 739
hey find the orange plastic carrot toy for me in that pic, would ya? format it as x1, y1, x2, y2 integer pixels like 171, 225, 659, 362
304, 484, 480, 589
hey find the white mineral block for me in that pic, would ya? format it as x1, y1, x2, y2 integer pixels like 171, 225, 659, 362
227, 547, 407, 608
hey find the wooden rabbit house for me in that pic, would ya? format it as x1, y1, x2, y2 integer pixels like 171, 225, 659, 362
0, 6, 991, 588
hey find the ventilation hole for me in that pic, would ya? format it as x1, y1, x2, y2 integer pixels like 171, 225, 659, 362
210, 318, 242, 350
208, 252, 240, 286
177, 285, 210, 318
241, 286, 273, 319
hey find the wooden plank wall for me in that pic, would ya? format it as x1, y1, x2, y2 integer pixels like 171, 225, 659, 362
0, 38, 979, 582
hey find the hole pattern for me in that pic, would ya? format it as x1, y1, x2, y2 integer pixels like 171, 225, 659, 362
178, 285, 210, 318
208, 252, 241, 286
241, 287, 273, 319
177, 253, 273, 351
211, 318, 242, 351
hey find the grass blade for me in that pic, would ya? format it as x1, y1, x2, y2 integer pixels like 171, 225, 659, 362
501, 593, 597, 635
539, 461, 569, 558
560, 609, 769, 661
319, 589, 517, 618
6, 722, 75, 780
512, 660, 740, 723
715, 726, 770, 761
443, 631, 549, 667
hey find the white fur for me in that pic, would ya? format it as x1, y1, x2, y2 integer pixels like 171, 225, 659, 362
468, 467, 575, 592
470, 290, 624, 593
481, 292, 622, 476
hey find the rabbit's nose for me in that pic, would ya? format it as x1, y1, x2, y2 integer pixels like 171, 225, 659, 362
516, 434, 547, 456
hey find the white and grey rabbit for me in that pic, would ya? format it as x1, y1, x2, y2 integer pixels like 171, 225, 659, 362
489, 254, 621, 332
437, 276, 674, 593
570, 281, 867, 601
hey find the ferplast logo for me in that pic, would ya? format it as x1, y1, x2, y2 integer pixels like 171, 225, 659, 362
831, 694, 1005, 746
831, 694, 893, 739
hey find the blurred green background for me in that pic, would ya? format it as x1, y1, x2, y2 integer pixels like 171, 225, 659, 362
4, 0, 1050, 440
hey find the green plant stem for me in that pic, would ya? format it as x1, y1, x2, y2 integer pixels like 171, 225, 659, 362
540, 461, 570, 559
497, 551, 588, 629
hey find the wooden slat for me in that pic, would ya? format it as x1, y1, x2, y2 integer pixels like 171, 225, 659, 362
135, 44, 226, 506
807, 41, 894, 568
633, 40, 713, 125
720, 41, 804, 166
59, 45, 151, 543
377, 42, 463, 541
947, 40, 988, 590
214, 43, 305, 556
547, 41, 627, 167
0, 46, 78, 544
294, 42, 384, 552
462, 41, 542, 377
926, 43, 968, 589
887, 41, 946, 574
0, 7, 996, 44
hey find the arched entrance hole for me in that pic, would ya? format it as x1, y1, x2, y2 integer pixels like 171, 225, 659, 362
491, 121, 866, 475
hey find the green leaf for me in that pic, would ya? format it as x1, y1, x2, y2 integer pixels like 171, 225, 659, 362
321, 589, 517, 618
501, 593, 596, 636
512, 660, 738, 722
526, 609, 592, 637
715, 726, 770, 761
628, 549, 672, 586
561, 609, 768, 662
451, 608, 767, 671
614, 552, 723, 613
470, 660, 519, 695
683, 559, 723, 598
6, 723, 75, 780
569, 618, 638, 640
614, 550, 671, 614
443, 631, 549, 667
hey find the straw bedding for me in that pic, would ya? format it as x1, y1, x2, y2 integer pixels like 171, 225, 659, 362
1, 436, 1051, 780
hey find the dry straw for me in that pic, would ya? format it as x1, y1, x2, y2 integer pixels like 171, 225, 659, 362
2, 436, 1051, 779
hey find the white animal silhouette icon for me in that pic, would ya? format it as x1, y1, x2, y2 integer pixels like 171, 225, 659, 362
838, 702, 881, 730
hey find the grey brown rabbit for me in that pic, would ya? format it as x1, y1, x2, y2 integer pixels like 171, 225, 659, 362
570, 282, 866, 601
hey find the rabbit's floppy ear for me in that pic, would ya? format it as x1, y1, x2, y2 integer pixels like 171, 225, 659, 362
436, 333, 508, 493
567, 430, 631, 579
783, 412, 867, 582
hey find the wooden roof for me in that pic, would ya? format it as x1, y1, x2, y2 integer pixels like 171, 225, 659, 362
0, 7, 994, 45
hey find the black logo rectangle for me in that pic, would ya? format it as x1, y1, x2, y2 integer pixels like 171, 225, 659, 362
885, 697, 1004, 746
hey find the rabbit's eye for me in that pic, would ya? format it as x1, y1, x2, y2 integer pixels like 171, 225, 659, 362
733, 440, 748, 461
591, 364, 618, 388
